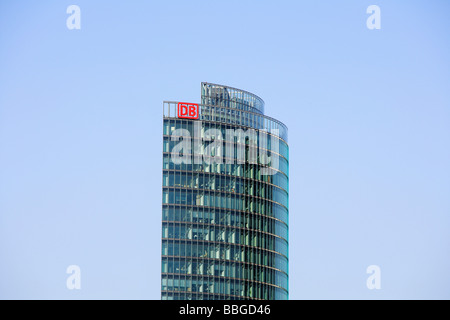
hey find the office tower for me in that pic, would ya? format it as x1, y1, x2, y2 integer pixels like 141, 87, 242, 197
161, 83, 288, 300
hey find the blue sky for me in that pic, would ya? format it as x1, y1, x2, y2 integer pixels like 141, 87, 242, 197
0, 0, 449, 299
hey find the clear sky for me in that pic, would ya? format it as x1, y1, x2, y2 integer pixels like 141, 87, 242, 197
1, 0, 449, 300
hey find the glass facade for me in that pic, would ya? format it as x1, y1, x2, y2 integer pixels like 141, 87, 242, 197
161, 83, 289, 300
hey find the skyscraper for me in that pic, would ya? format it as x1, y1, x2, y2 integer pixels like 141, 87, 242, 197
161, 83, 289, 300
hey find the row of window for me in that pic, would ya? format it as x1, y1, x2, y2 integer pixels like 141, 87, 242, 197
162, 207, 288, 240
162, 188, 288, 217
161, 293, 249, 300
162, 240, 288, 273
163, 201, 287, 227
162, 170, 288, 202
162, 222, 288, 257
162, 259, 288, 290
162, 156, 289, 191
202, 98, 262, 115
162, 185, 288, 212
163, 138, 289, 177
162, 288, 288, 300
163, 120, 288, 159
201, 83, 265, 114
162, 276, 288, 300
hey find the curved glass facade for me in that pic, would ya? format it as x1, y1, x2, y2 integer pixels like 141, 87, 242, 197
161, 83, 289, 300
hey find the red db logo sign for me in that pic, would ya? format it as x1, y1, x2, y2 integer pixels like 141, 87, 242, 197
177, 102, 199, 120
